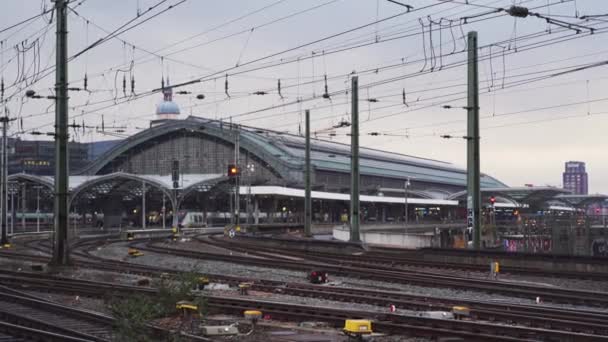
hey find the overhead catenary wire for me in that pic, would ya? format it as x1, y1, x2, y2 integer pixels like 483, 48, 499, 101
9, 0, 604, 140
6, 0, 345, 102
17, 15, 608, 138
0, 7, 54, 36
17, 12, 604, 120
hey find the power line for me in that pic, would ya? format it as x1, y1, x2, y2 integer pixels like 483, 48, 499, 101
12, 0, 607, 138
19, 19, 608, 137
0, 7, 53, 36
158, 1, 446, 92
10, 0, 342, 101
71, 0, 184, 60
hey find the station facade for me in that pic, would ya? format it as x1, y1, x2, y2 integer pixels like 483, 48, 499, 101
7, 115, 507, 228
6, 89, 607, 255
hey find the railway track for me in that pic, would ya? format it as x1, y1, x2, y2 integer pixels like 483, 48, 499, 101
5, 234, 608, 340
233, 235, 608, 281
65, 238, 608, 336
137, 236, 608, 307
2, 269, 608, 341
205, 295, 608, 341
0, 287, 114, 341
4, 265, 608, 336
6, 235, 608, 312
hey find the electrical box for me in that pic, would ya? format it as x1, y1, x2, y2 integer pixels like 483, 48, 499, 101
201, 325, 239, 336
343, 319, 372, 335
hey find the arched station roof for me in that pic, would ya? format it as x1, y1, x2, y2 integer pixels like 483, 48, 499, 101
70, 172, 225, 200
10, 172, 227, 204
7, 173, 54, 190
77, 116, 506, 189
77, 117, 294, 180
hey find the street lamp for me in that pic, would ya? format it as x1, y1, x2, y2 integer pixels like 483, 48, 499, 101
33, 185, 43, 233
404, 178, 411, 227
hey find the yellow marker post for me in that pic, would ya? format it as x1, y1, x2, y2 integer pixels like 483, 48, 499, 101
244, 310, 262, 323
452, 306, 470, 320
238, 282, 251, 295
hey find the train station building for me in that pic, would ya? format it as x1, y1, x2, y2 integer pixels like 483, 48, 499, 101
6, 115, 506, 226
6, 90, 607, 254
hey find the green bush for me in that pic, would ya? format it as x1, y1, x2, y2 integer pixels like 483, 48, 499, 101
110, 269, 208, 341
110, 295, 157, 342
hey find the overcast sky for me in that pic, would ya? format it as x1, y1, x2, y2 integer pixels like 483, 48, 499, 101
2, 0, 608, 192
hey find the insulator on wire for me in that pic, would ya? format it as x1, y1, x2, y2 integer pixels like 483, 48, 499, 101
131, 76, 135, 94
84, 73, 88, 91
225, 74, 230, 98
1, 77, 4, 98
322, 74, 330, 99
369, 132, 380, 136
253, 91, 268, 95
71, 119, 77, 135
82, 119, 85, 134
102, 115, 105, 132
278, 79, 283, 99
122, 75, 127, 96
507, 5, 529, 18
161, 76, 165, 89
402, 89, 409, 107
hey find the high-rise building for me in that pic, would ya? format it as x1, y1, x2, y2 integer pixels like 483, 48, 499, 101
562, 161, 588, 195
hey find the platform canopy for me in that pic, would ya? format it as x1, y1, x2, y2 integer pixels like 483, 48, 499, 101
247, 186, 459, 206
553, 194, 608, 208
446, 186, 571, 207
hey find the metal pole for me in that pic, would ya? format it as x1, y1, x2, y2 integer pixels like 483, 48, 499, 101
246, 184, 252, 225
141, 181, 146, 229
52, 0, 70, 265
229, 188, 234, 224
162, 193, 166, 229
466, 31, 481, 250
0, 117, 7, 245
36, 187, 40, 233
10, 189, 14, 235
350, 76, 361, 242
21, 183, 25, 231
304, 109, 312, 237
404, 178, 410, 227
72, 205, 77, 232
234, 127, 240, 226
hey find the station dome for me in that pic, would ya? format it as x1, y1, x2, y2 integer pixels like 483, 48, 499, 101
155, 80, 180, 119
156, 100, 180, 115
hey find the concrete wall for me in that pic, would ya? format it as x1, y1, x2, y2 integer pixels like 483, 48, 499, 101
333, 226, 435, 248
419, 252, 608, 273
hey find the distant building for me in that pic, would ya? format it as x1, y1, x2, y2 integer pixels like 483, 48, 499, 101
563, 161, 588, 195
8, 138, 120, 175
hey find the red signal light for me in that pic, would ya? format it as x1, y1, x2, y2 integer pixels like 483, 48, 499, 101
490, 196, 496, 204
227, 164, 239, 177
